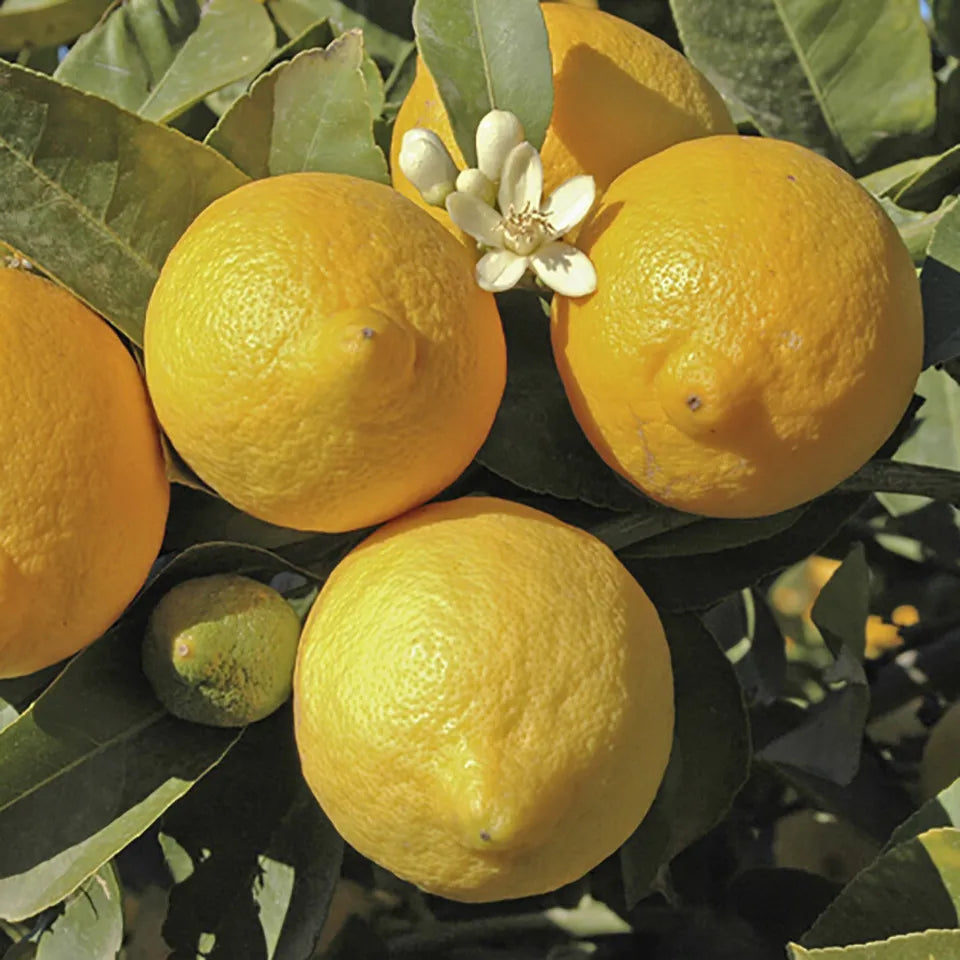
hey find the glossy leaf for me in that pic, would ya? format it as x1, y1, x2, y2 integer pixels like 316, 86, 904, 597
54, 0, 276, 124
162, 709, 343, 960
477, 291, 653, 512
670, 0, 936, 165
206, 30, 388, 182
880, 369, 960, 515
619, 613, 750, 906
34, 865, 122, 960
620, 494, 864, 612
0, 60, 247, 345
920, 203, 960, 368
267, 0, 413, 65
0, 542, 310, 922
412, 0, 552, 164
0, 0, 112, 51
801, 827, 960, 948
888, 778, 960, 848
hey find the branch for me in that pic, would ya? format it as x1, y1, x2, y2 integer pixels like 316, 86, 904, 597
837, 460, 960, 503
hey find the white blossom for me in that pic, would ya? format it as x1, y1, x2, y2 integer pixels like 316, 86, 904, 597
445, 141, 597, 296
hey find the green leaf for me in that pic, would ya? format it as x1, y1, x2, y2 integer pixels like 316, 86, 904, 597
35, 864, 122, 960
412, 0, 553, 164
0, 542, 309, 922
161, 709, 343, 960
620, 494, 863, 612
477, 291, 653, 512
790, 929, 960, 959
54, 0, 276, 125
933, 0, 960, 55
920, 204, 960, 369
204, 19, 336, 117
0, 667, 59, 735
878, 197, 953, 265
0, 60, 247, 346
670, 0, 936, 166
891, 144, 960, 211
206, 30, 388, 182
811, 544, 869, 662
859, 155, 943, 199
619, 612, 750, 907
620, 507, 808, 559
888, 779, 960, 849
802, 827, 960, 948
267, 0, 413, 65
880, 369, 960, 515
0, 0, 112, 51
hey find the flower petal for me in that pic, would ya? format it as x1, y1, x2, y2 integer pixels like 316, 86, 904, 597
531, 243, 597, 297
476, 249, 530, 292
445, 192, 503, 246
541, 175, 596, 238
498, 142, 543, 215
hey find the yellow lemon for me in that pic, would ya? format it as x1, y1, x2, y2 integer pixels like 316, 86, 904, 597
144, 173, 506, 533
294, 496, 673, 901
0, 268, 169, 678
552, 136, 923, 518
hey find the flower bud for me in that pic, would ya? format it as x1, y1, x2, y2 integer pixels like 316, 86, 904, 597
475, 110, 526, 182
455, 168, 496, 206
398, 129, 459, 206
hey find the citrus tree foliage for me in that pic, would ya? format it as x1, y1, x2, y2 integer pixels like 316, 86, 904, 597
1, 0, 960, 958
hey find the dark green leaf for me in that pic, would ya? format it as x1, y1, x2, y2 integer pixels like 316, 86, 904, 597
621, 508, 808, 559
412, 0, 552, 164
621, 494, 864, 612
0, 667, 59, 735
801, 827, 960, 948
670, 0, 935, 166
790, 930, 960, 959
267, 0, 413, 65
206, 30, 388, 182
933, 0, 960, 55
34, 865, 122, 960
619, 613, 750, 907
0, 60, 247, 345
162, 709, 343, 960
920, 205, 960, 368
888, 778, 960, 848
54, 0, 276, 124
0, 542, 309, 922
0, 0, 112, 52
811, 544, 870, 662
477, 291, 653, 512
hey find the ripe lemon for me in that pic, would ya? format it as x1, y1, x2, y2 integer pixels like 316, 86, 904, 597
143, 574, 302, 727
0, 268, 169, 679
552, 135, 923, 518
390, 2, 734, 233
144, 173, 506, 533
293, 496, 673, 902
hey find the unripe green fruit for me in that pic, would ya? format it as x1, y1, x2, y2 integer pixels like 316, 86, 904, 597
143, 574, 302, 727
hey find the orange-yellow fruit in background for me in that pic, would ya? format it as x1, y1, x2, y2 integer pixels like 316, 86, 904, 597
0, 268, 169, 679
552, 136, 923, 519
294, 496, 673, 902
390, 2, 734, 234
144, 173, 505, 533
